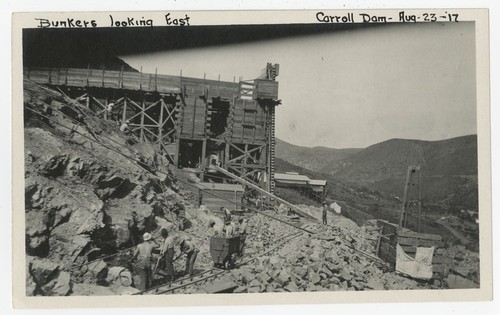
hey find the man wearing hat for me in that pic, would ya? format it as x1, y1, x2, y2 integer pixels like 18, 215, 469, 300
130, 232, 157, 290
322, 201, 328, 225
177, 237, 199, 277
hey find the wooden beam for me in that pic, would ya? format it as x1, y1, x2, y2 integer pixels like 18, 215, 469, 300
158, 98, 164, 147
191, 97, 197, 137
201, 139, 207, 181
213, 165, 318, 221
161, 101, 176, 127
140, 97, 145, 141
174, 138, 180, 167
122, 97, 127, 122
139, 66, 143, 90
91, 96, 106, 110
126, 98, 161, 124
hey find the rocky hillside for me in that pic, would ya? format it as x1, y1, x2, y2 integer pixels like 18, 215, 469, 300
23, 78, 204, 295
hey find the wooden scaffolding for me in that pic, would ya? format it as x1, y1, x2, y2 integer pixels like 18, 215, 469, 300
24, 63, 281, 192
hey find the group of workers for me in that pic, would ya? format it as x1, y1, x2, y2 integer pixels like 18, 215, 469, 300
208, 207, 248, 256
130, 199, 330, 291
130, 228, 198, 291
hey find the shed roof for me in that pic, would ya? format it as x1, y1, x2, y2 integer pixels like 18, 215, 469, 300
309, 179, 327, 186
274, 173, 311, 182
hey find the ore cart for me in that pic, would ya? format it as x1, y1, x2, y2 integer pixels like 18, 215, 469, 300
210, 235, 241, 269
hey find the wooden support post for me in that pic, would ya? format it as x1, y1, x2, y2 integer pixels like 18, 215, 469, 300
174, 138, 180, 167
200, 139, 207, 181
140, 96, 145, 141
101, 67, 105, 87
375, 227, 383, 257
86, 64, 90, 86
243, 144, 249, 181
122, 97, 128, 123
398, 167, 412, 229
86, 94, 90, 108
224, 143, 231, 183
154, 68, 158, 91
104, 98, 108, 120
139, 66, 143, 90
218, 74, 221, 97
203, 73, 206, 89
120, 65, 124, 88
66, 68, 69, 85
234, 189, 237, 211
191, 97, 197, 137
158, 98, 164, 147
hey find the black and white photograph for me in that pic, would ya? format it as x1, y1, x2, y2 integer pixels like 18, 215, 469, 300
11, 8, 492, 308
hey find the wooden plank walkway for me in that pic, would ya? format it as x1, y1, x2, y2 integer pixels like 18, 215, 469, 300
24, 67, 240, 100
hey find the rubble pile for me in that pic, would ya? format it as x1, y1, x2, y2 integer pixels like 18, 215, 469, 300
225, 224, 423, 293
443, 245, 480, 284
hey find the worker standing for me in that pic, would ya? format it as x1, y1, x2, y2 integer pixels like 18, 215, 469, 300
127, 211, 140, 246
222, 220, 236, 237
322, 201, 328, 225
178, 238, 199, 277
237, 218, 247, 256
158, 228, 175, 282
130, 232, 157, 291
221, 207, 232, 222
209, 219, 222, 236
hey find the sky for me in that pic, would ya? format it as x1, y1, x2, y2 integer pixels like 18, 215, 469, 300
120, 22, 476, 149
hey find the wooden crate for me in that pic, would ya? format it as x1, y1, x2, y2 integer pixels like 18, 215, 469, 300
254, 79, 279, 99
375, 220, 452, 280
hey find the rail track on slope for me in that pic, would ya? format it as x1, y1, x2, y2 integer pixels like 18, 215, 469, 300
136, 230, 304, 295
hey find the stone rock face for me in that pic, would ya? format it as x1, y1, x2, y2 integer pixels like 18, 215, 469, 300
87, 260, 108, 280
29, 258, 60, 285
26, 258, 74, 296
49, 271, 73, 296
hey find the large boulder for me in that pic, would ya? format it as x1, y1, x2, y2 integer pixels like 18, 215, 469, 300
87, 260, 108, 280
45, 271, 73, 296
29, 258, 59, 285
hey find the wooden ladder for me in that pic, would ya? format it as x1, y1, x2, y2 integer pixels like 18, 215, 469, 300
268, 105, 276, 194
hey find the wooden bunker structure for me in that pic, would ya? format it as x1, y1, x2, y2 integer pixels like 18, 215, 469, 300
24, 63, 281, 202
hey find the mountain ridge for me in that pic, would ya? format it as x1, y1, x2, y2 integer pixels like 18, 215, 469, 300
276, 135, 478, 210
